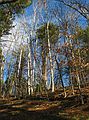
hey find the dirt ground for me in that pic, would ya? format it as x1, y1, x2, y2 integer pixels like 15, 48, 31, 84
0, 96, 89, 120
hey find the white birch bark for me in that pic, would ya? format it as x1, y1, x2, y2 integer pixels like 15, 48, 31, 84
27, 38, 33, 95
17, 48, 22, 97
45, 55, 48, 87
27, 50, 31, 95
18, 49, 22, 76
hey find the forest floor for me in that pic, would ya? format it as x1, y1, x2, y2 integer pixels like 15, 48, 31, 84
0, 94, 89, 120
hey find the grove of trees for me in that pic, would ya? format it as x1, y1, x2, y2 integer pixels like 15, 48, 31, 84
0, 0, 89, 105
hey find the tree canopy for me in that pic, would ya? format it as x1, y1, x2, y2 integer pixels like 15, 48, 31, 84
0, 0, 32, 37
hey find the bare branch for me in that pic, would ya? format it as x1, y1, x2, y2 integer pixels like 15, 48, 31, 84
0, 0, 18, 4
56, 0, 89, 20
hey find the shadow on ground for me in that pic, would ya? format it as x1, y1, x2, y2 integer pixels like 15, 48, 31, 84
0, 99, 68, 120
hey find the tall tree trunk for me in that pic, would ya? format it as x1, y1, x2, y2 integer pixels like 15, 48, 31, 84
69, 69, 75, 95
17, 48, 22, 98
76, 71, 84, 104
0, 65, 2, 97
42, 47, 47, 84
47, 21, 54, 92
55, 57, 67, 98
27, 38, 33, 96
70, 39, 84, 104
0, 49, 3, 97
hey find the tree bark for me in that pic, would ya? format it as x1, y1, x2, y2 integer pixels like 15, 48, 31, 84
27, 38, 33, 96
47, 21, 54, 93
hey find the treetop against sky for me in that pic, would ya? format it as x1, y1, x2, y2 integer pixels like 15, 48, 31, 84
0, 0, 89, 84
1, 0, 88, 56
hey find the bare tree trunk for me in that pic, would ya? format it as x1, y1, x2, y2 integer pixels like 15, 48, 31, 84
42, 48, 47, 86
27, 51, 31, 95
76, 72, 84, 104
47, 21, 54, 92
0, 66, 3, 97
55, 57, 67, 98
0, 49, 3, 97
27, 38, 33, 96
69, 69, 75, 95
17, 48, 22, 98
